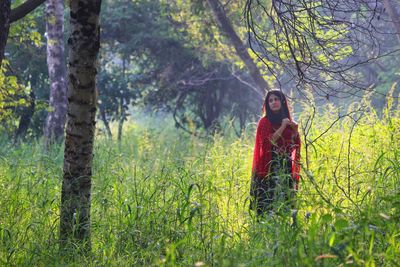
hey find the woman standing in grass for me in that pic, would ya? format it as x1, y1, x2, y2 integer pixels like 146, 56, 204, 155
250, 89, 301, 216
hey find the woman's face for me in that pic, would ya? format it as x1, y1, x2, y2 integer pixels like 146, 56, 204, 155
268, 94, 282, 113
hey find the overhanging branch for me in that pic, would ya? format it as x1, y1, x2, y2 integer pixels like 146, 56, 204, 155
10, 0, 46, 23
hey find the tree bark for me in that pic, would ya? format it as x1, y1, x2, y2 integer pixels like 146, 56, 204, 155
0, 0, 11, 67
383, 0, 400, 44
44, 0, 68, 145
60, 0, 101, 251
206, 0, 268, 96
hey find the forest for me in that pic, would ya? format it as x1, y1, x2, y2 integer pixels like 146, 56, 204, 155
0, 0, 399, 266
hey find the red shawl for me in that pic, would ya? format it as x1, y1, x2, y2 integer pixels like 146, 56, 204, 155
251, 116, 301, 188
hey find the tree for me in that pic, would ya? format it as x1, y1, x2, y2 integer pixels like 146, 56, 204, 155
244, 0, 399, 99
0, 61, 31, 135
0, 0, 46, 66
98, 0, 142, 141
13, 90, 35, 142
383, 0, 400, 43
206, 0, 268, 96
44, 0, 67, 145
1, 3, 47, 141
0, 0, 11, 67
59, 0, 101, 251
99, 0, 261, 134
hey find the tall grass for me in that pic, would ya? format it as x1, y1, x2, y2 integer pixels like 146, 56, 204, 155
0, 104, 399, 266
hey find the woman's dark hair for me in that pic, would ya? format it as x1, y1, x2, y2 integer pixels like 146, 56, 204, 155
263, 90, 291, 124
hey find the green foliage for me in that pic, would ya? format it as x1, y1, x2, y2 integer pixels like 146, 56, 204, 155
0, 61, 30, 132
0, 98, 399, 265
98, 0, 260, 134
9, 1, 44, 48
1, 3, 48, 139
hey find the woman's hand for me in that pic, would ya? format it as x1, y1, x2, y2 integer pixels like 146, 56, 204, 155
290, 121, 299, 130
282, 118, 291, 127
272, 118, 290, 145
283, 119, 299, 132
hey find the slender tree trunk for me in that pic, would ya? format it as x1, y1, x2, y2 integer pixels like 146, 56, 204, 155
117, 56, 126, 142
99, 104, 112, 138
206, 0, 268, 96
44, 0, 68, 145
0, 0, 11, 67
14, 90, 36, 143
60, 0, 101, 251
117, 94, 124, 142
383, 0, 400, 44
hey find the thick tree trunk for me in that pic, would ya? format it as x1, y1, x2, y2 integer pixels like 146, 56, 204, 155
44, 0, 68, 145
0, 0, 11, 67
206, 0, 268, 96
383, 0, 400, 44
60, 0, 101, 251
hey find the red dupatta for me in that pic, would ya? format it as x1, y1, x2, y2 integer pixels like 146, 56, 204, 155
251, 116, 301, 188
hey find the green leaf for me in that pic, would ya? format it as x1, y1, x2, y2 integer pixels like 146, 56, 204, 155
321, 213, 333, 224
334, 219, 349, 231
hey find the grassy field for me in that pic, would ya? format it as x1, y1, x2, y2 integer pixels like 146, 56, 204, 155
0, 103, 399, 266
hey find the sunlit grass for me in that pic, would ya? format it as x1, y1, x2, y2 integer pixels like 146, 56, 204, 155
0, 106, 399, 266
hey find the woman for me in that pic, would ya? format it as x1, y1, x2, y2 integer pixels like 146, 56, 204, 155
250, 90, 301, 216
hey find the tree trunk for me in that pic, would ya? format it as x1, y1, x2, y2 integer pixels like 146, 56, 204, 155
383, 0, 400, 44
117, 56, 127, 142
117, 93, 124, 142
60, 0, 101, 251
0, 0, 11, 67
206, 0, 268, 96
99, 104, 112, 138
44, 0, 68, 146
14, 90, 36, 143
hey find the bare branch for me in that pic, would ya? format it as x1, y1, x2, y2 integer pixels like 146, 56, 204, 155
244, 0, 400, 98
